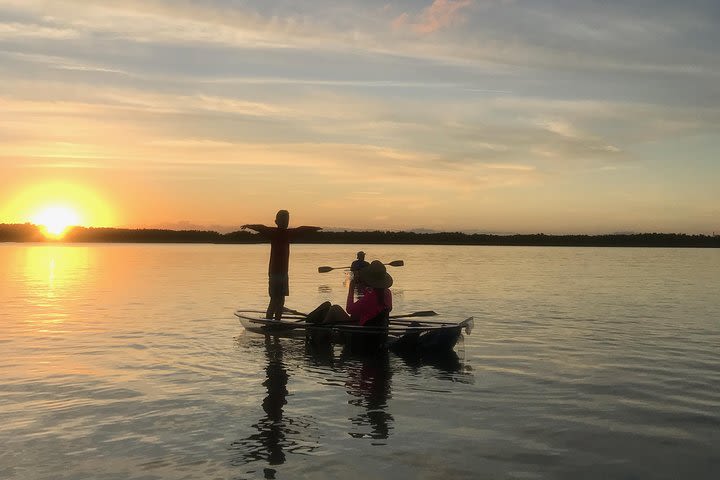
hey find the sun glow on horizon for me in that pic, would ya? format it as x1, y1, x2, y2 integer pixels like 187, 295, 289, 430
1, 181, 117, 235
31, 205, 82, 238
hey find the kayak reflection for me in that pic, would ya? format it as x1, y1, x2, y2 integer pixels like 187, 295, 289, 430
305, 342, 394, 442
231, 335, 469, 473
345, 351, 393, 442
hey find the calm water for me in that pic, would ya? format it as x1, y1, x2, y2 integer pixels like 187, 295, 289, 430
1, 244, 719, 480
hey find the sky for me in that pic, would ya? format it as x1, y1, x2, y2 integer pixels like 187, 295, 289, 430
0, 0, 718, 234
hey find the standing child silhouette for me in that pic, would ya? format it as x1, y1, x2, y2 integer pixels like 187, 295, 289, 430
242, 210, 321, 320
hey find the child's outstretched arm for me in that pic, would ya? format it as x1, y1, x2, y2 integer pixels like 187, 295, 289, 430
292, 226, 322, 233
241, 224, 272, 234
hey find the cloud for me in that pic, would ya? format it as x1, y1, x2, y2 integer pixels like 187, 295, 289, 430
3, 0, 719, 79
482, 163, 535, 171
393, 0, 473, 34
0, 21, 79, 39
1, 0, 718, 233
1, 0, 717, 190
540, 120, 582, 139
9, 83, 715, 185
0, 51, 132, 76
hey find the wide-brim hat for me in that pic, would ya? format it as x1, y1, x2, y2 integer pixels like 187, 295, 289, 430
357, 260, 393, 289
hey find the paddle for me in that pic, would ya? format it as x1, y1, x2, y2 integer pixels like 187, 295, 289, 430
318, 260, 404, 273
389, 310, 437, 319
234, 308, 307, 322
282, 307, 307, 317
238, 308, 435, 322
237, 314, 307, 321
236, 307, 308, 317
290, 309, 438, 323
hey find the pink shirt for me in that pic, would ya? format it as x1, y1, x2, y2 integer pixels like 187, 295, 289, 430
346, 287, 392, 326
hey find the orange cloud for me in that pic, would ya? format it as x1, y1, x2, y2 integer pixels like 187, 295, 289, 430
393, 0, 473, 34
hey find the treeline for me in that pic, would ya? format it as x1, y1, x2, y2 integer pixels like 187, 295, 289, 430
2, 223, 719, 247
301, 231, 720, 248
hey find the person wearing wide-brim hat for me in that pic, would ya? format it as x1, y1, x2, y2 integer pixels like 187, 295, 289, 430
355, 260, 393, 289
306, 260, 393, 326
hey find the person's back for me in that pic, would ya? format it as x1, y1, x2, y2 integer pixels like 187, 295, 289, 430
268, 227, 291, 275
350, 251, 369, 272
347, 261, 393, 325
348, 286, 392, 326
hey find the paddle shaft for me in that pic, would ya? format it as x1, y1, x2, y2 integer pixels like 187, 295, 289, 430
389, 310, 437, 319
236, 309, 437, 320
318, 260, 404, 273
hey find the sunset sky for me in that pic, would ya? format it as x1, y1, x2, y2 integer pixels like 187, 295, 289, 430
1, 0, 718, 234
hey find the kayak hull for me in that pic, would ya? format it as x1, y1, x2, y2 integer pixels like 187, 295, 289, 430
235, 312, 473, 353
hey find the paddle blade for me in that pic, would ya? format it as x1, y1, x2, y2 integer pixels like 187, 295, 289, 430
318, 266, 333, 273
387, 260, 404, 267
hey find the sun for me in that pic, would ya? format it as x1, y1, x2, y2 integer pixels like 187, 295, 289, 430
1, 181, 116, 238
31, 205, 82, 238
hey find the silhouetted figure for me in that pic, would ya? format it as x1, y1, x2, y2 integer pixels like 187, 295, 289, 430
305, 260, 393, 326
260, 336, 289, 466
230, 337, 324, 474
229, 336, 288, 469
350, 251, 369, 272
242, 210, 321, 321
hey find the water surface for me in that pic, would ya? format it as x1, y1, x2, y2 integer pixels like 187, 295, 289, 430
1, 244, 719, 479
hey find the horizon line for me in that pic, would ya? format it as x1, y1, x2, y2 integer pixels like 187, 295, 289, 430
2, 223, 719, 238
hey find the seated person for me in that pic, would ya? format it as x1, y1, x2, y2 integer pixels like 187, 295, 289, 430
350, 251, 370, 272
306, 260, 393, 325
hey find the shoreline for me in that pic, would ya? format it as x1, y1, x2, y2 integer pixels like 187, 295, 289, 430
1, 224, 718, 248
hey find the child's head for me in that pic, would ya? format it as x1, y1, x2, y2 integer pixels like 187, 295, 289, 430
275, 210, 289, 229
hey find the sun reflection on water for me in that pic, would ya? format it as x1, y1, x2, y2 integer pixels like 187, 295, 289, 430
23, 246, 91, 326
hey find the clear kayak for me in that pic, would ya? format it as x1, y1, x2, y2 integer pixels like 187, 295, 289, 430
234, 311, 473, 354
